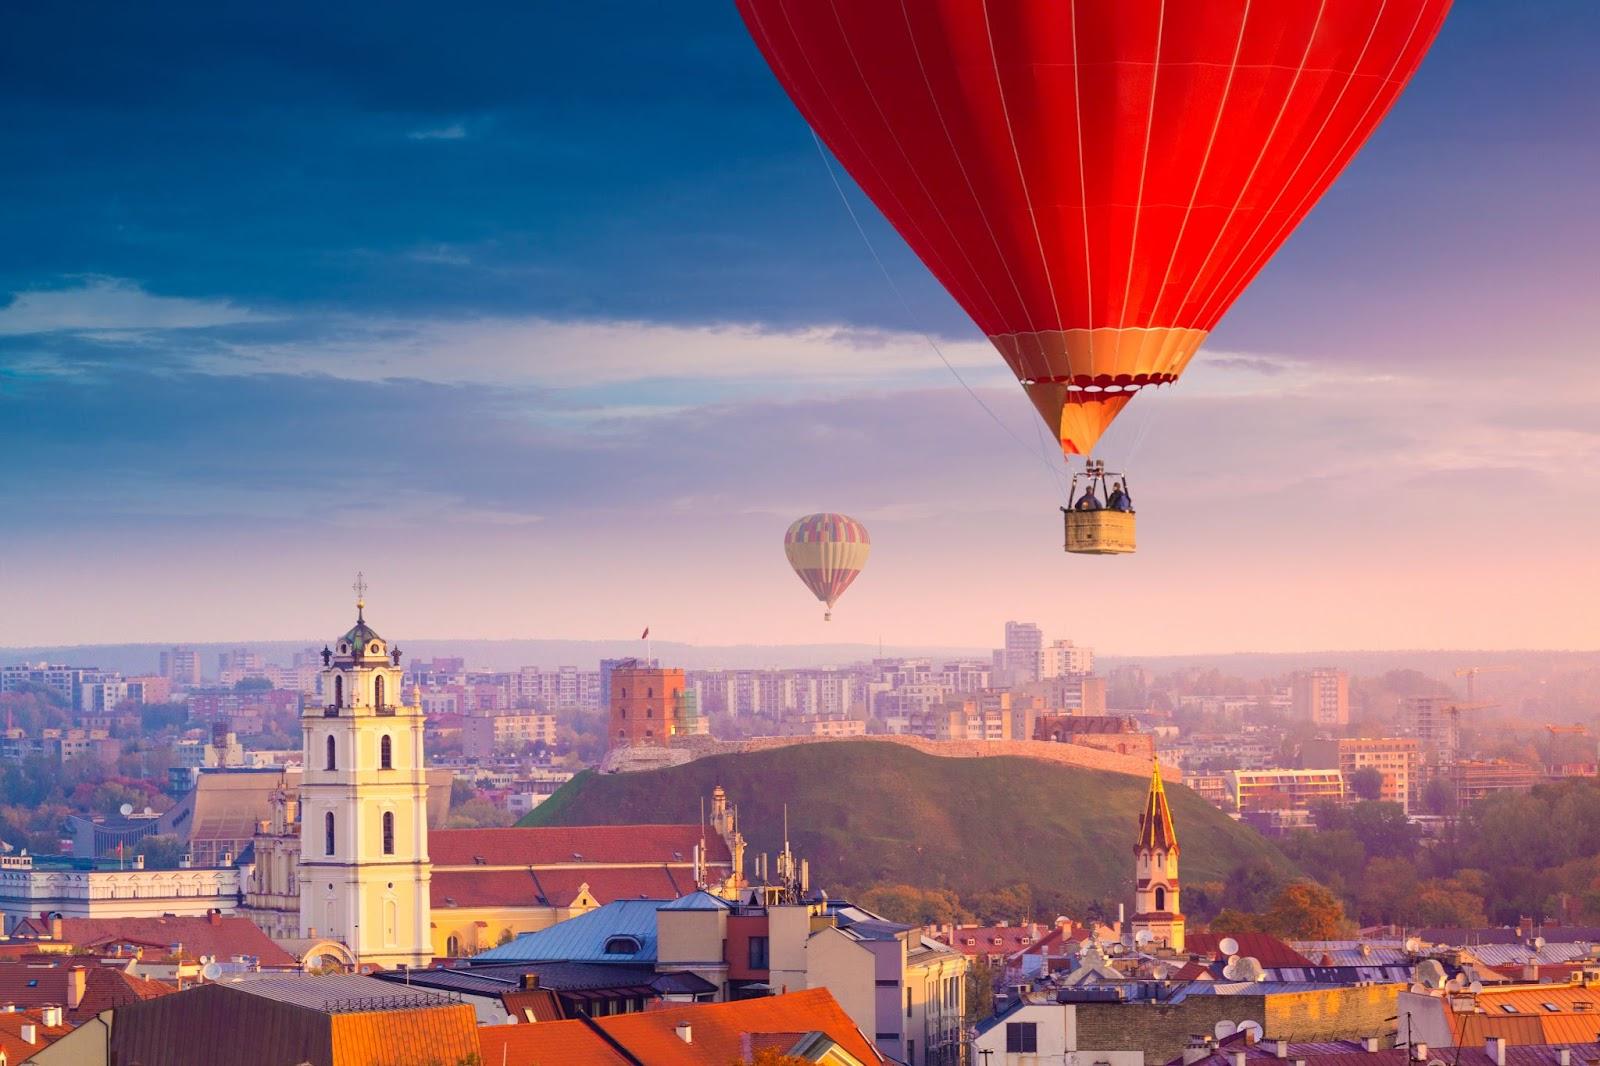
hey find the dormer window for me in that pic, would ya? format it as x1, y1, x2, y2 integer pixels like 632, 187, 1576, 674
603, 935, 641, 955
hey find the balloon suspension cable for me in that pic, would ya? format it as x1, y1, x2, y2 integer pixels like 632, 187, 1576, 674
809, 129, 1069, 499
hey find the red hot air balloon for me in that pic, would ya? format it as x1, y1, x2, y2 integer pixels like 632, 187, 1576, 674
736, 0, 1451, 459
784, 513, 870, 620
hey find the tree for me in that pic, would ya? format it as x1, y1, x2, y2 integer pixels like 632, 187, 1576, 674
134, 835, 188, 869
1411, 878, 1488, 928
1207, 908, 1265, 935
856, 884, 968, 926
233, 677, 273, 692
1221, 863, 1284, 914
1265, 881, 1349, 939
965, 962, 997, 1025
1355, 857, 1420, 926
1348, 767, 1384, 802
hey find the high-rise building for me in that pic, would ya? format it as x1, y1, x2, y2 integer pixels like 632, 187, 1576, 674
1401, 695, 1459, 761
1131, 761, 1184, 953
298, 590, 432, 968
1338, 737, 1419, 812
159, 647, 202, 688
1039, 639, 1094, 678
1003, 621, 1044, 685
608, 660, 698, 748
1291, 668, 1349, 727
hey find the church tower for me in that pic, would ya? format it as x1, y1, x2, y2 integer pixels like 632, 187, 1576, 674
1131, 758, 1184, 953
298, 577, 432, 967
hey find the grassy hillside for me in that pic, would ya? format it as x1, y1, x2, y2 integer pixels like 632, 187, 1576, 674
522, 743, 1295, 910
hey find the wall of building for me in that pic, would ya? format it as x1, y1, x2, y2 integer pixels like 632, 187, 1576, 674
805, 928, 879, 1056
0, 868, 241, 931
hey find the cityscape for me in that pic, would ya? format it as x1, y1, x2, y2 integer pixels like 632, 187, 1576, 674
4, 2, 1599, 1066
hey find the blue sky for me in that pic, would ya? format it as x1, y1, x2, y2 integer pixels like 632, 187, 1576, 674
2, 2, 1598, 652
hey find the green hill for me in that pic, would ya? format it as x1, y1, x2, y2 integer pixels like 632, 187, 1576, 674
521, 742, 1295, 911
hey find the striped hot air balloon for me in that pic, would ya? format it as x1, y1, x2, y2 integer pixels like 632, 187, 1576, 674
784, 513, 870, 621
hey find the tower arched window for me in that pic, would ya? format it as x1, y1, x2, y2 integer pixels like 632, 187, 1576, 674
333, 675, 343, 708
647, 687, 654, 698
374, 674, 385, 709
380, 735, 392, 770
1155, 886, 1167, 911
325, 735, 337, 771
382, 811, 395, 855
324, 812, 335, 856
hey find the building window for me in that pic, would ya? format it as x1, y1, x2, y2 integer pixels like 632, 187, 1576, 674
325, 735, 337, 771
906, 988, 912, 1018
382, 811, 395, 855
748, 936, 770, 969
1155, 886, 1167, 911
324, 812, 336, 856
374, 674, 385, 708
380, 735, 393, 770
447, 935, 460, 956
1006, 1022, 1038, 1053
333, 675, 343, 707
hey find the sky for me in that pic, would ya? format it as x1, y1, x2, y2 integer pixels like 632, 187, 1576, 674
1, 2, 1598, 654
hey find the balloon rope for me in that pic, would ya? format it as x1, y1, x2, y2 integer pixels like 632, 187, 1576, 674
808, 130, 1071, 498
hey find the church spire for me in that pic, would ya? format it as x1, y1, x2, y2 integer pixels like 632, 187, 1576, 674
1137, 757, 1178, 854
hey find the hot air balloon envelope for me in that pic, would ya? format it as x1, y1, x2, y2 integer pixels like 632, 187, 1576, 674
784, 513, 870, 620
736, 0, 1451, 457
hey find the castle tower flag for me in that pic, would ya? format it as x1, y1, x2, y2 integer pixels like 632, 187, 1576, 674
1131, 757, 1184, 953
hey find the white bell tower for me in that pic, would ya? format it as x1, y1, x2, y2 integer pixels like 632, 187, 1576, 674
298, 575, 432, 968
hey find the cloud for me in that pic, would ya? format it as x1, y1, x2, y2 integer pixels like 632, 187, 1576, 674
406, 123, 468, 141
0, 278, 271, 336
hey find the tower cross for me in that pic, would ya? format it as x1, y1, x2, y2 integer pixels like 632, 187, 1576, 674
353, 572, 368, 616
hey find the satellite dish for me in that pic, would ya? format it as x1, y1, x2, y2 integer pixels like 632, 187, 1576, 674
1533, 936, 1546, 950
1234, 957, 1266, 983
119, 803, 134, 817
1414, 958, 1447, 990
1218, 936, 1240, 956
1404, 936, 1423, 953
1446, 974, 1465, 991
1409, 983, 1427, 995
1239, 1021, 1264, 1040
1214, 1021, 1237, 1039
1135, 929, 1154, 946
201, 962, 223, 982
1468, 981, 1484, 994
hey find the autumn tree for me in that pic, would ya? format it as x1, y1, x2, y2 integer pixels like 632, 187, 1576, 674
1265, 881, 1349, 939
1347, 767, 1384, 802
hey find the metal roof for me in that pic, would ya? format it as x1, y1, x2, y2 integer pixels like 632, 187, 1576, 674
222, 973, 458, 1013
658, 889, 733, 911
470, 899, 667, 963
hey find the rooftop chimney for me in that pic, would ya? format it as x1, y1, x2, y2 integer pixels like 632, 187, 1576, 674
40, 1006, 63, 1028
1413, 1045, 1428, 1062
67, 966, 87, 1010
1362, 1038, 1380, 1053
1485, 1036, 1506, 1066
208, 910, 222, 926
1231, 1050, 1248, 1066
1558, 1050, 1570, 1066
521, 973, 540, 990
1276, 1039, 1289, 1059
48, 915, 62, 940
1182, 1036, 1212, 1065
675, 1022, 693, 1045
20, 1022, 37, 1045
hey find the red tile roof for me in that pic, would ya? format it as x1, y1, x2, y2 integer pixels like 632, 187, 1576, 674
0, 1008, 74, 1062
430, 825, 731, 867
938, 924, 1050, 957
1185, 932, 1314, 968
10, 914, 297, 968
0, 959, 173, 1024
481, 1016, 631, 1065
430, 865, 690, 909
482, 988, 884, 1065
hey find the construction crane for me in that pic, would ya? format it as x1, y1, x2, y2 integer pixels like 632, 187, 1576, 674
1453, 664, 1517, 703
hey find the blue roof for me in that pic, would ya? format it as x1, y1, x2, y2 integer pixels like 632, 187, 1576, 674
658, 890, 732, 911
473, 899, 667, 964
